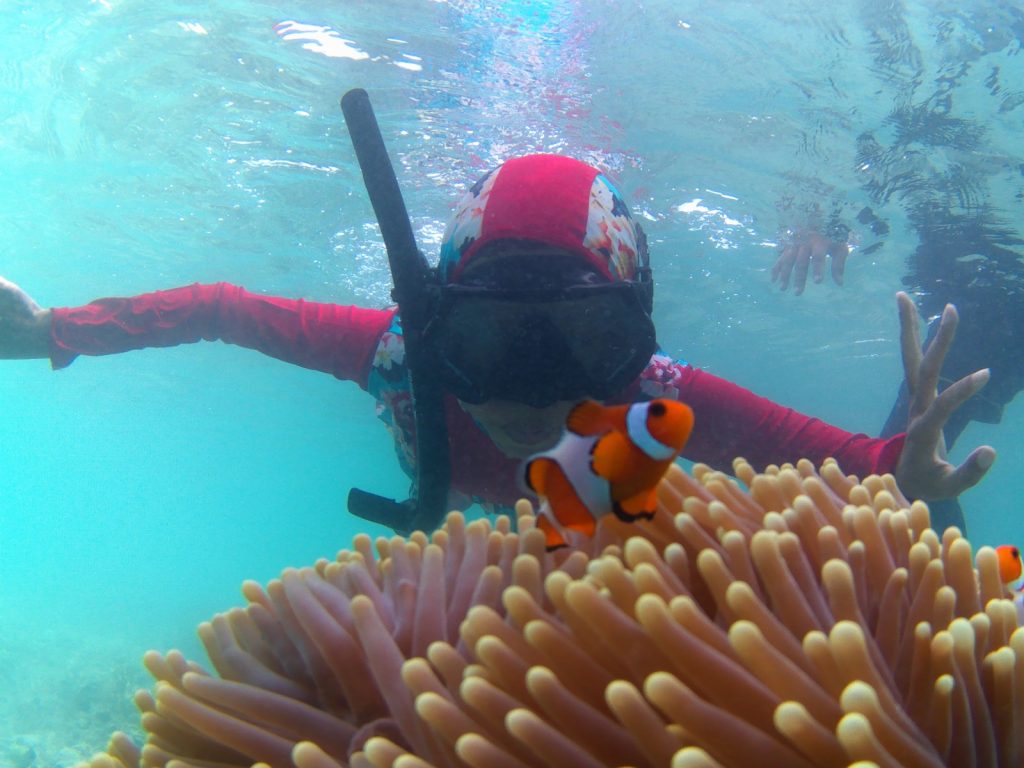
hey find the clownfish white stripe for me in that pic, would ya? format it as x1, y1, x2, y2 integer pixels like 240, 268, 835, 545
626, 402, 676, 461
549, 432, 614, 518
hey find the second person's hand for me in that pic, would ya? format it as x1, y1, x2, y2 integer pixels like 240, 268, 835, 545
772, 229, 849, 295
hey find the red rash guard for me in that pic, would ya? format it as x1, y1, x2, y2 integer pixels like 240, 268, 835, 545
50, 283, 905, 507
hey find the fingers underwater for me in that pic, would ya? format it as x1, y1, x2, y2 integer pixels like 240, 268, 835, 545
810, 243, 827, 284
931, 368, 991, 423
896, 292, 923, 391
915, 303, 960, 400
773, 248, 795, 289
830, 242, 848, 285
793, 244, 812, 294
950, 445, 997, 494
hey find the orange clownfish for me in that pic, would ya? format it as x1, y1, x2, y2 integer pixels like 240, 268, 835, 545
996, 544, 1023, 585
523, 398, 694, 551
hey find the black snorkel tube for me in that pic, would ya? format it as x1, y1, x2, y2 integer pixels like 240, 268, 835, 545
340, 88, 449, 536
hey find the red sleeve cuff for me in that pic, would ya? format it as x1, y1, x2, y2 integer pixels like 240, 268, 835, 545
49, 309, 77, 370
861, 432, 906, 477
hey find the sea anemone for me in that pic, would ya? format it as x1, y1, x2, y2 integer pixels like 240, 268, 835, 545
82, 458, 1022, 768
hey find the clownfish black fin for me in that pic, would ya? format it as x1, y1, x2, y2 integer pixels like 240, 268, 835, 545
613, 489, 659, 522
536, 513, 569, 551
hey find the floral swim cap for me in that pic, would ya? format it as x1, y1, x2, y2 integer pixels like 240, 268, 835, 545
438, 154, 645, 284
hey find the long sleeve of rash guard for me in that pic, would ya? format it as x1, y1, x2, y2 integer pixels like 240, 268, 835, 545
674, 365, 905, 479
49, 283, 395, 389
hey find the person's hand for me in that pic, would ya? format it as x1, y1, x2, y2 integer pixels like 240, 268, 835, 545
771, 229, 849, 295
0, 277, 52, 359
892, 291, 996, 501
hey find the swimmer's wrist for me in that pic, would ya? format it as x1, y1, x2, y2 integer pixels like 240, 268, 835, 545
11, 308, 52, 359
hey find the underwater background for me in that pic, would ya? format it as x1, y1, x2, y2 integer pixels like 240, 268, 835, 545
0, 0, 1021, 764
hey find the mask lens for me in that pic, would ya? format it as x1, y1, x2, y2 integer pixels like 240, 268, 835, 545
429, 285, 655, 405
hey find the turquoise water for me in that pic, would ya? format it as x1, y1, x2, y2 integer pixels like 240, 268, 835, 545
0, 0, 1021, 763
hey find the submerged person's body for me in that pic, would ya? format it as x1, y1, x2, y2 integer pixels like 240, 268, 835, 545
879, 209, 1024, 444
0, 155, 994, 526
877, 209, 1024, 531
765, 6, 1024, 533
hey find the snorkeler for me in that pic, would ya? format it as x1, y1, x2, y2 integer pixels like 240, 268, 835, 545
0, 154, 996, 530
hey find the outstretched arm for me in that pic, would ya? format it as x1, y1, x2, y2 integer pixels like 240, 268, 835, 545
666, 364, 905, 482
0, 277, 396, 388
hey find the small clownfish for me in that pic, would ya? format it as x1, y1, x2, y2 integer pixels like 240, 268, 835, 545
1000, 545, 1024, 625
996, 544, 1023, 586
523, 398, 694, 551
